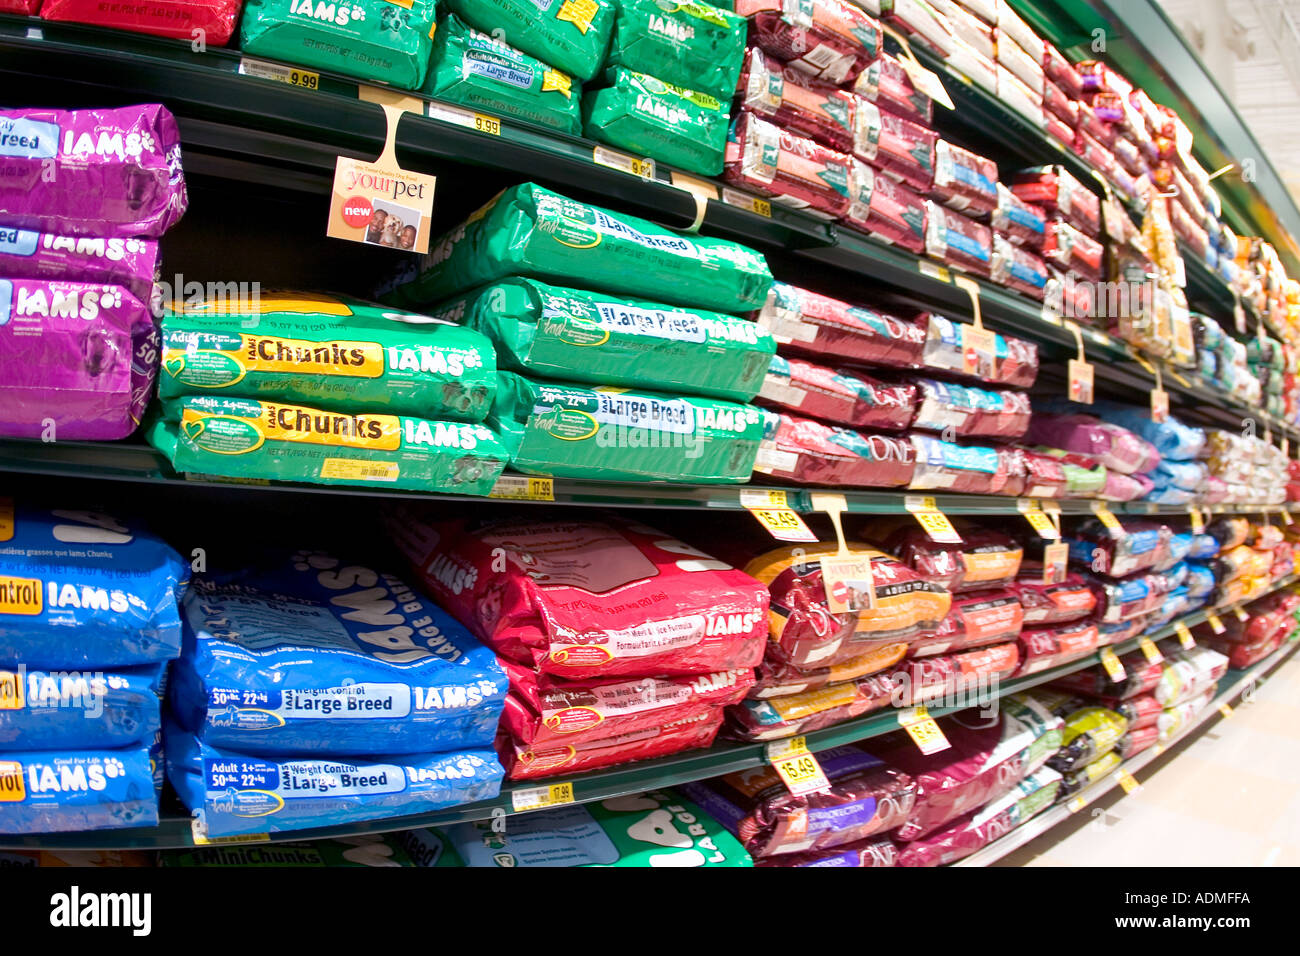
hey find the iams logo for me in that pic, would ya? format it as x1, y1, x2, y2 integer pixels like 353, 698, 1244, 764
290, 0, 366, 26
50, 887, 151, 937
704, 612, 761, 636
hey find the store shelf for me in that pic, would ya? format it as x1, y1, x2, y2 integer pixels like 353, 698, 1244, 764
953, 634, 1300, 867
7, 573, 1291, 851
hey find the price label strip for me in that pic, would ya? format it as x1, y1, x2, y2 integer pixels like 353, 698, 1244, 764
1067, 795, 1088, 814
740, 490, 817, 543
721, 187, 771, 218
766, 737, 832, 797
904, 495, 963, 544
1100, 647, 1127, 683
592, 145, 656, 180
191, 817, 269, 846
488, 475, 555, 501
511, 781, 576, 813
427, 99, 503, 136
1138, 637, 1163, 665
811, 492, 876, 611
1114, 769, 1141, 795
897, 705, 952, 755
1174, 620, 1195, 649
238, 56, 320, 91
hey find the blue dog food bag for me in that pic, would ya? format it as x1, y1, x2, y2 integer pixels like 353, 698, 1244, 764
0, 663, 164, 751
0, 502, 188, 668
169, 552, 507, 755
165, 723, 504, 838
0, 745, 158, 833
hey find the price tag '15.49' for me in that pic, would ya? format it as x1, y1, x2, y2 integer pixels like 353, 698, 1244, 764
904, 496, 962, 544
740, 490, 817, 543
898, 706, 951, 755
766, 737, 831, 797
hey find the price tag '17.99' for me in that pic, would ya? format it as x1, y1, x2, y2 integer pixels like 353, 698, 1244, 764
511, 782, 575, 813
766, 737, 831, 797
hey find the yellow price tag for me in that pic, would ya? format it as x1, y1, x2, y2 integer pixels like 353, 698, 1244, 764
238, 57, 321, 92
1282, 508, 1294, 526
488, 475, 555, 501
1100, 647, 1126, 683
1021, 507, 1058, 539
766, 737, 831, 796
1092, 503, 1125, 536
1067, 795, 1087, 814
592, 145, 656, 180
1138, 637, 1163, 664
1188, 507, 1205, 535
1206, 613, 1225, 635
897, 706, 952, 755
1233, 606, 1249, 623
1174, 621, 1195, 648
1218, 703, 1234, 719
511, 781, 576, 812
740, 490, 817, 543
721, 187, 771, 217
918, 260, 952, 283
473, 113, 502, 136
1114, 769, 1140, 795
904, 496, 962, 544
191, 818, 268, 845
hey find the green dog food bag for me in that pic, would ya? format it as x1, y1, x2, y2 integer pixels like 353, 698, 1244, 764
583, 67, 730, 176
432, 276, 774, 400
159, 291, 497, 423
390, 182, 774, 312
149, 394, 509, 494
240, 0, 438, 90
444, 0, 615, 81
425, 14, 582, 134
606, 0, 747, 99
490, 371, 764, 482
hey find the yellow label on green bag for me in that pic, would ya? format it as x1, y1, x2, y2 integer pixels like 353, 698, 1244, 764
557, 0, 597, 32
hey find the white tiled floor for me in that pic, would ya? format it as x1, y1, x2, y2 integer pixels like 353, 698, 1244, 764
997, 650, 1300, 867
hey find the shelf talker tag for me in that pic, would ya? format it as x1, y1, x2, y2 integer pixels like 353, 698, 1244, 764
1092, 501, 1125, 537
1232, 605, 1248, 623
897, 705, 952, 755
877, 19, 955, 110
1064, 320, 1094, 404
810, 492, 876, 612
1017, 498, 1059, 539
766, 736, 832, 796
330, 88, 436, 254
953, 276, 996, 379
740, 489, 817, 543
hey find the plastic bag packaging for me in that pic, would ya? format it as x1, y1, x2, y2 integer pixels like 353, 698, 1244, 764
1064, 517, 1172, 578
0, 664, 163, 751
584, 68, 729, 176
1042, 79, 1077, 126
165, 725, 503, 838
752, 412, 916, 487
920, 313, 1038, 387
489, 373, 763, 483
0, 504, 187, 669
877, 696, 1063, 841
1092, 693, 1163, 732
2, 279, 158, 440
895, 766, 1062, 867
1043, 218, 1104, 281
1042, 41, 1082, 98
991, 182, 1047, 250
925, 202, 993, 277
748, 643, 907, 699
905, 590, 1024, 658
909, 434, 1009, 495
738, 48, 855, 153
1024, 414, 1158, 475
757, 834, 897, 867
756, 356, 916, 430
1010, 570, 1096, 626
605, 0, 746, 98
431, 788, 752, 867
389, 511, 768, 680
853, 51, 933, 124
870, 521, 1023, 593
150, 395, 509, 494
0, 0, 42, 11
743, 543, 951, 669
1101, 471, 1154, 502
0, 104, 186, 238
756, 283, 926, 367
169, 553, 507, 756
1208, 516, 1250, 550
160, 291, 496, 421
502, 709, 725, 778
734, 0, 882, 85
1184, 562, 1216, 599
424, 15, 581, 135
910, 379, 1031, 439
932, 141, 998, 216
387, 183, 772, 313
442, 0, 614, 81
0, 229, 158, 306
1149, 459, 1208, 493
1087, 570, 1176, 623
437, 277, 772, 402
1048, 705, 1128, 773
40, 0, 239, 42
1157, 689, 1215, 741
889, 642, 1020, 706
1033, 448, 1107, 497
725, 112, 853, 219
854, 103, 938, 193
1116, 724, 1161, 760
679, 746, 914, 858
240, 0, 437, 89
1056, 749, 1120, 798
843, 160, 929, 253
1052, 400, 1206, 461
991, 235, 1049, 300
1155, 646, 1228, 707
1015, 621, 1100, 676
1050, 651, 1164, 700
1011, 165, 1101, 238
726, 670, 897, 740
0, 745, 157, 833
1003, 447, 1069, 499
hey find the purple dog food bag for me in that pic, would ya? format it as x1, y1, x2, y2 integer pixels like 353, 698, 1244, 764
0, 227, 159, 305
0, 104, 187, 237
0, 279, 158, 439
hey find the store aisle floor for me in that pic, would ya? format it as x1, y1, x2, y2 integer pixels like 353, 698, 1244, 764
998, 649, 1300, 867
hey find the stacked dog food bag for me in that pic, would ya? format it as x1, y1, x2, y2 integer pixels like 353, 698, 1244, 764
148, 292, 511, 494
35, 0, 245, 45
0, 503, 187, 833
163, 550, 508, 838
386, 507, 769, 778
384, 182, 776, 483
0, 103, 187, 441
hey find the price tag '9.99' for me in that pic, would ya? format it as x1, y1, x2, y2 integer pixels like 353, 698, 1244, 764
766, 737, 831, 797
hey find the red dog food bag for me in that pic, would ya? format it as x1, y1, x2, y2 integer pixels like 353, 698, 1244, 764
757, 282, 927, 368
1042, 41, 1083, 99
748, 642, 908, 699
1010, 570, 1096, 625
924, 202, 993, 276
911, 378, 1033, 439
734, 0, 883, 85
757, 834, 898, 867
738, 47, 856, 153
388, 510, 769, 679
500, 661, 755, 750
1050, 652, 1163, 700
502, 710, 725, 780
932, 140, 999, 217
991, 183, 1047, 250
1076, 102, 1117, 148
1042, 78, 1079, 126
1014, 620, 1100, 676
1012, 166, 1102, 239
1, 1, 43, 12
1043, 218, 1105, 281
726, 669, 898, 740
843, 160, 929, 253
755, 355, 917, 431
41, 0, 243, 44
744, 542, 952, 669
889, 642, 1020, 706
991, 235, 1049, 300
726, 112, 853, 219
909, 434, 1010, 495
678, 745, 915, 858
1094, 692, 1163, 731
869, 520, 1023, 593
853, 51, 933, 124
752, 412, 917, 488
1044, 111, 1076, 151
854, 103, 939, 193
905, 590, 1025, 658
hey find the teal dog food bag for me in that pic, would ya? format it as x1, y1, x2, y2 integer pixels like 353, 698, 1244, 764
444, 0, 615, 80
606, 0, 747, 99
